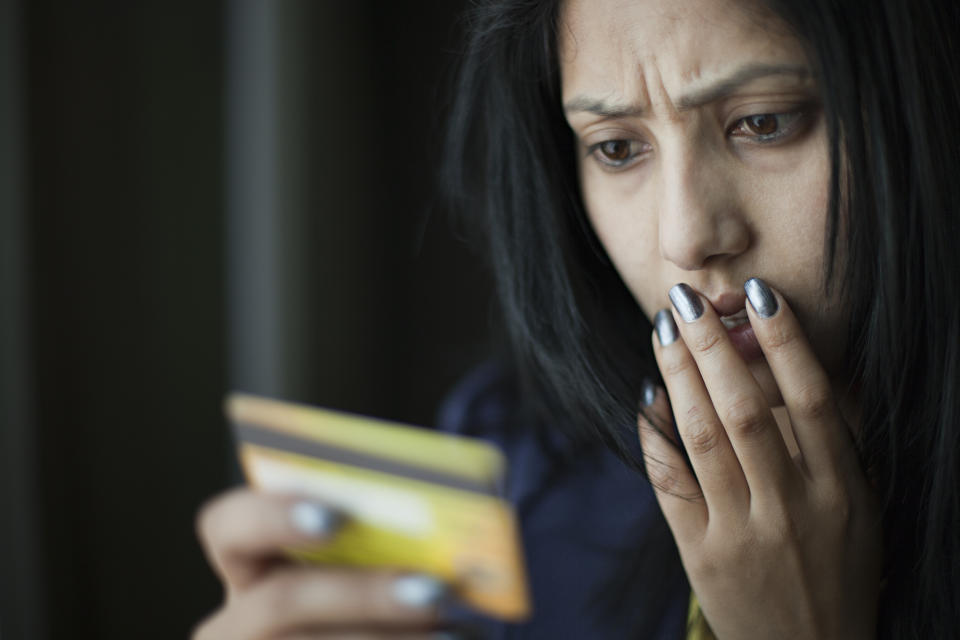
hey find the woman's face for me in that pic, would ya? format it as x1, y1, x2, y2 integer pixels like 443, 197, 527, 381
559, 0, 847, 405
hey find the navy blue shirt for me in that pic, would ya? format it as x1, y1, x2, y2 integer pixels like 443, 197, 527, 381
436, 362, 688, 639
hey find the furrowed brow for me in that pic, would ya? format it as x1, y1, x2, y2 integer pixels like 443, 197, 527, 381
563, 63, 811, 118
562, 96, 644, 118
675, 63, 810, 109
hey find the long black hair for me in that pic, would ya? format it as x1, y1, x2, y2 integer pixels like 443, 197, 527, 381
442, 0, 960, 637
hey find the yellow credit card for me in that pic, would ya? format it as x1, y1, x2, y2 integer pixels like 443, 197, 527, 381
227, 393, 531, 622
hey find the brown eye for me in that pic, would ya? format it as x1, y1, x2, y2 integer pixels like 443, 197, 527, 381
743, 114, 779, 136
730, 110, 806, 144
599, 140, 632, 162
589, 138, 651, 170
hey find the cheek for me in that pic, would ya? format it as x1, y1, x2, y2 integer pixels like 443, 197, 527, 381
747, 142, 848, 377
746, 131, 830, 265
580, 171, 662, 314
794, 295, 849, 380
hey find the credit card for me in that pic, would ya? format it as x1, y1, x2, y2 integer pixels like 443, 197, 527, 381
227, 393, 531, 622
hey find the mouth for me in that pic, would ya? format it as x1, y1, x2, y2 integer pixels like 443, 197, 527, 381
705, 291, 764, 361
719, 307, 749, 329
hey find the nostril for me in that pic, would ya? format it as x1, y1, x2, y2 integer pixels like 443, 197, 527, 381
658, 228, 713, 271
658, 212, 750, 271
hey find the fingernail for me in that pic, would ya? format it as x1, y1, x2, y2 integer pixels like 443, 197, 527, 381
654, 309, 679, 346
290, 501, 341, 537
668, 283, 704, 322
744, 277, 779, 318
392, 574, 448, 608
641, 377, 657, 407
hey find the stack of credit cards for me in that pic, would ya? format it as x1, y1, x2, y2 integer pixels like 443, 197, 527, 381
227, 393, 531, 621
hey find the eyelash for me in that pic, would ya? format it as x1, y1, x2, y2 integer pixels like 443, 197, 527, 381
585, 140, 653, 170
586, 109, 809, 171
728, 110, 806, 143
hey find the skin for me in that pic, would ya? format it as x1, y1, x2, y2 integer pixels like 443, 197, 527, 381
192, 490, 450, 639
560, 0, 882, 637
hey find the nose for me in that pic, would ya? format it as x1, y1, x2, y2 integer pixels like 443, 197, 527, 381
657, 144, 750, 271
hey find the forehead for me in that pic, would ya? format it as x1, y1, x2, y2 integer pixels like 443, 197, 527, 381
559, 0, 808, 105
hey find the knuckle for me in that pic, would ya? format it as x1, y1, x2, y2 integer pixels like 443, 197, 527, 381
793, 382, 834, 422
638, 409, 672, 439
764, 506, 804, 546
722, 394, 770, 438
818, 485, 852, 525
687, 550, 723, 582
761, 322, 799, 353
689, 328, 725, 357
195, 488, 247, 547
644, 453, 681, 494
754, 498, 790, 531
659, 352, 694, 378
681, 406, 722, 457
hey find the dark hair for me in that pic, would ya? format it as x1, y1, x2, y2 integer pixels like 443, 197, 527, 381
443, 0, 960, 637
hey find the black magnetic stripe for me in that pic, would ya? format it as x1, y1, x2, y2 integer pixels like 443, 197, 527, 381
234, 422, 497, 496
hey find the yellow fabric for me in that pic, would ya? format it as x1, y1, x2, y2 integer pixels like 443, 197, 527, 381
686, 591, 717, 640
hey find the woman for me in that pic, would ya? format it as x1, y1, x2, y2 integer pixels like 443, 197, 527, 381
194, 0, 960, 637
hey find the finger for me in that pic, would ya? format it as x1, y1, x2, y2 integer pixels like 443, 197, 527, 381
652, 309, 749, 516
637, 379, 708, 541
639, 377, 679, 447
743, 277, 852, 479
196, 488, 343, 591
667, 283, 796, 502
195, 569, 448, 640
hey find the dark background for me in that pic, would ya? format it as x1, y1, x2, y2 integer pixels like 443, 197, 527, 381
0, 2, 494, 638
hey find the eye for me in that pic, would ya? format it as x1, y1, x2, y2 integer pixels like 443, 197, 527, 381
729, 111, 806, 143
587, 139, 651, 169
599, 140, 632, 161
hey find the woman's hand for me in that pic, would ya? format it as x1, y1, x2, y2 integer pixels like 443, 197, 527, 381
637, 278, 883, 640
192, 488, 451, 639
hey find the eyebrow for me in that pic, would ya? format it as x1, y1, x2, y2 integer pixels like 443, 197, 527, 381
563, 63, 811, 118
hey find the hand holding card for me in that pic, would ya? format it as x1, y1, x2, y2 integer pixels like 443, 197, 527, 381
226, 393, 531, 623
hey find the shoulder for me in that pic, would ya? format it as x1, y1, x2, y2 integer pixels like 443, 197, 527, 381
435, 359, 579, 465
435, 362, 689, 639
435, 359, 521, 441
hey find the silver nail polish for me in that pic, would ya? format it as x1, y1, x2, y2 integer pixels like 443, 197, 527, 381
392, 574, 448, 608
290, 502, 340, 537
668, 283, 704, 322
745, 277, 779, 318
654, 309, 679, 346
641, 378, 657, 407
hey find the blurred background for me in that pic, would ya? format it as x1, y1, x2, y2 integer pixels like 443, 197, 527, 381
0, 1, 497, 638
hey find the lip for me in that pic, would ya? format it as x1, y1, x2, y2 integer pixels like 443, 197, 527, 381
727, 320, 764, 362
706, 290, 763, 361
720, 309, 749, 329
706, 291, 748, 318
